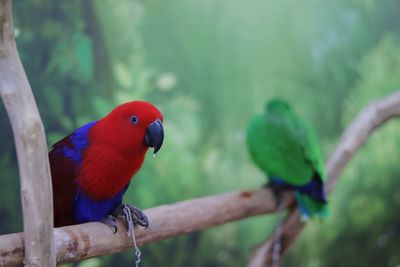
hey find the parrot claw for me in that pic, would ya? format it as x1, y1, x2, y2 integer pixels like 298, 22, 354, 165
124, 204, 149, 229
264, 181, 288, 208
114, 204, 149, 229
102, 214, 118, 234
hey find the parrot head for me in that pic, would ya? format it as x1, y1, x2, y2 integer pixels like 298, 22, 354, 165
265, 98, 291, 114
95, 100, 164, 155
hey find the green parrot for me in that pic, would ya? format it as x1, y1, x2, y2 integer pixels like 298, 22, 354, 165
246, 99, 328, 219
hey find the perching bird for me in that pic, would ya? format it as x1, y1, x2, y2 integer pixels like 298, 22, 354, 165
246, 99, 327, 219
49, 100, 164, 231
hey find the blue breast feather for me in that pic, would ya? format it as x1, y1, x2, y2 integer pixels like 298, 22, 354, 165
270, 176, 326, 203
73, 188, 126, 223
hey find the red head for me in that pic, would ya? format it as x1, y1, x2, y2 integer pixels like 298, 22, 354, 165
92, 100, 164, 156
79, 101, 164, 199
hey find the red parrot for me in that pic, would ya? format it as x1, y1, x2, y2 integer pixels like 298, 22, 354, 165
49, 101, 164, 231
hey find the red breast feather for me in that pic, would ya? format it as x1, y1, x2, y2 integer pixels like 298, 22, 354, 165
77, 144, 146, 200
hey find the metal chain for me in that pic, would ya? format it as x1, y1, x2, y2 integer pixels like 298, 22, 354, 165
123, 205, 142, 267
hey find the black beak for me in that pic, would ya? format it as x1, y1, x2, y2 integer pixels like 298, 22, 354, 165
144, 119, 164, 154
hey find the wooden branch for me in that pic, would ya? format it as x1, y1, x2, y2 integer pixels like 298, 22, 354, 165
0, 1, 55, 266
0, 189, 295, 265
247, 90, 400, 267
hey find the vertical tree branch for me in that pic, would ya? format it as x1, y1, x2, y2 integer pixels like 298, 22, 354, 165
247, 90, 400, 267
0, 0, 55, 266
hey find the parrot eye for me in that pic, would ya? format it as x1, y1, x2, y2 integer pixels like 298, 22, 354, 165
130, 115, 139, 125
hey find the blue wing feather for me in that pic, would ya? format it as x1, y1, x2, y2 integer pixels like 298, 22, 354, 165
54, 121, 97, 164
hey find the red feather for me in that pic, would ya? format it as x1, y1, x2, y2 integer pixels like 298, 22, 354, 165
77, 144, 147, 200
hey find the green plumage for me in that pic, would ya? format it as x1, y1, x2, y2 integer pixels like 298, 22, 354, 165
246, 99, 328, 219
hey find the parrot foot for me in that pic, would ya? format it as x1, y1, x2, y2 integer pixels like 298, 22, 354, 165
102, 214, 118, 234
114, 204, 149, 229
264, 181, 289, 208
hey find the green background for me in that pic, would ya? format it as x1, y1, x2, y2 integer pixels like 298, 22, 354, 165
0, 0, 399, 266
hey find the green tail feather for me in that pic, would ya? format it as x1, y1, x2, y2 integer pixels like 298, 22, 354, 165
295, 192, 328, 220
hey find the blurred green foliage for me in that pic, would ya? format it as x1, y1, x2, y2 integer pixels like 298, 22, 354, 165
0, 0, 399, 266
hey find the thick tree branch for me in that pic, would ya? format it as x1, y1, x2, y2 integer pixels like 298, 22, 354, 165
0, 189, 295, 265
247, 90, 400, 267
0, 1, 55, 266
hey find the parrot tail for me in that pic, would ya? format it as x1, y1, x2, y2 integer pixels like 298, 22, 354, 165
295, 192, 328, 220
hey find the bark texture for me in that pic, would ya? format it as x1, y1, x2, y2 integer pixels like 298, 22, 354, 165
0, 189, 294, 265
0, 1, 55, 266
